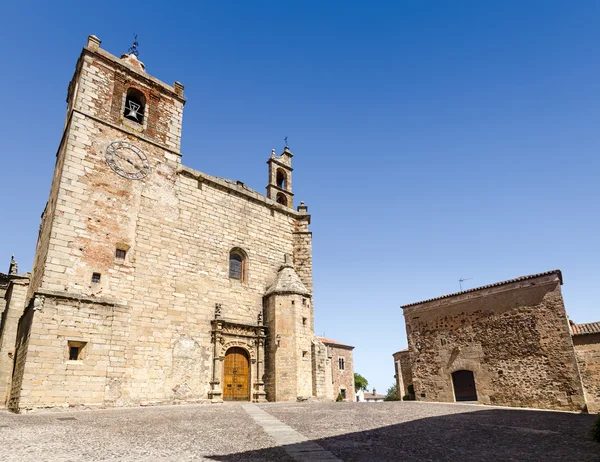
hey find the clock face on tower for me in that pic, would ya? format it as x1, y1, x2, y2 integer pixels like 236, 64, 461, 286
105, 141, 150, 180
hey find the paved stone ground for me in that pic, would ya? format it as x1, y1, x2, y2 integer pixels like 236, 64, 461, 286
0, 401, 598, 461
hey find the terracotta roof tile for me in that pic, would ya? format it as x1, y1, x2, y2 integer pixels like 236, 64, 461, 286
401, 270, 562, 309
317, 337, 354, 349
571, 321, 600, 336
363, 393, 386, 400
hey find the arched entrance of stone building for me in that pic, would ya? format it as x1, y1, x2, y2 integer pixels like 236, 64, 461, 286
452, 370, 478, 402
223, 347, 250, 401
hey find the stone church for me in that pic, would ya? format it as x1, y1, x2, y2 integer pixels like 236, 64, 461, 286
394, 270, 600, 413
0, 35, 354, 412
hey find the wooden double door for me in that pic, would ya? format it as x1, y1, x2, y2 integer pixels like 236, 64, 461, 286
223, 347, 250, 401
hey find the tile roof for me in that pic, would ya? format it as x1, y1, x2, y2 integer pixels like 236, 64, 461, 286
317, 337, 354, 349
401, 270, 562, 309
570, 321, 600, 336
363, 393, 386, 400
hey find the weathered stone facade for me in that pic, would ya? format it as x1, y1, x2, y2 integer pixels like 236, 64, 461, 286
571, 323, 600, 413
317, 337, 355, 401
0, 35, 351, 412
392, 349, 412, 399
397, 270, 599, 412
0, 258, 30, 408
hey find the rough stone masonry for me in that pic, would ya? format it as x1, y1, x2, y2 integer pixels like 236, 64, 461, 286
0, 35, 354, 412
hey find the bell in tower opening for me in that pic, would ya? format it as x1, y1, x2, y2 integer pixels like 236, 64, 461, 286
124, 88, 146, 123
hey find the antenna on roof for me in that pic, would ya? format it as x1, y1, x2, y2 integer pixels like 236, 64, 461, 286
459, 277, 473, 291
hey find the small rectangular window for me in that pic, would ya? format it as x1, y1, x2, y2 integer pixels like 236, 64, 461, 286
302, 351, 308, 358
340, 389, 346, 399
302, 317, 307, 326
115, 249, 126, 260
338, 358, 345, 370
67, 341, 86, 361
91, 273, 101, 283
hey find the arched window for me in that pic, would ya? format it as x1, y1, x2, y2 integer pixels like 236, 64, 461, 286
124, 88, 146, 124
229, 248, 246, 281
276, 193, 288, 207
276, 169, 287, 189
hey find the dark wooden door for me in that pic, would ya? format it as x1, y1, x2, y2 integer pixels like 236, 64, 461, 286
452, 370, 478, 401
223, 347, 250, 401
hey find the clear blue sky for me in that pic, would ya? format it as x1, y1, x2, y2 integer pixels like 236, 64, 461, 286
1, 1, 599, 394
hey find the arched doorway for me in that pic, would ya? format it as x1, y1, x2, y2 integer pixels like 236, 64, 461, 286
223, 347, 250, 401
452, 370, 478, 401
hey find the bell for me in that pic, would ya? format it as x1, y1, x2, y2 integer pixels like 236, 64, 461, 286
126, 108, 139, 120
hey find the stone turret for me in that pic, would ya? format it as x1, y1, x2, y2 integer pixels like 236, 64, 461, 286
263, 255, 313, 401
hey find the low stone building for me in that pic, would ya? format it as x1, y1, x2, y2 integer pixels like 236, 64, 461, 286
571, 321, 600, 413
317, 337, 355, 401
356, 388, 385, 402
0, 35, 347, 412
395, 270, 600, 412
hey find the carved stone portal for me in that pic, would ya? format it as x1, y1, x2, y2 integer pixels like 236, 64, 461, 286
209, 318, 267, 403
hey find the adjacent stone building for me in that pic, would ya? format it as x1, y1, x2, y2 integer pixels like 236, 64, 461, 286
395, 270, 600, 412
0, 35, 351, 412
571, 321, 600, 413
392, 349, 411, 399
317, 337, 355, 401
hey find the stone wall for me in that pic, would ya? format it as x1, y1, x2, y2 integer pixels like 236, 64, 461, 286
9, 38, 317, 411
573, 333, 600, 413
328, 344, 355, 401
393, 349, 412, 398
402, 272, 586, 412
0, 279, 29, 406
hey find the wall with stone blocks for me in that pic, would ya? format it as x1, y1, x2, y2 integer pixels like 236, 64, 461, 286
403, 274, 586, 412
10, 41, 315, 411
329, 345, 355, 401
573, 334, 600, 414
393, 350, 412, 398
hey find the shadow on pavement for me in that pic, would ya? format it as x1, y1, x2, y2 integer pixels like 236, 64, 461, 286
207, 406, 600, 462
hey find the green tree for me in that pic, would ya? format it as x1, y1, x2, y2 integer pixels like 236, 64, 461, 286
384, 383, 400, 401
354, 373, 369, 392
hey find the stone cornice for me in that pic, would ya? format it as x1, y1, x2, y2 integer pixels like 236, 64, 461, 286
402, 271, 561, 314
72, 109, 183, 157
34, 289, 124, 307
266, 156, 294, 171
178, 165, 311, 221
80, 47, 186, 103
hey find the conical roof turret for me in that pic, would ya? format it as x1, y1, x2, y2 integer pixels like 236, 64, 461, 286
265, 254, 310, 296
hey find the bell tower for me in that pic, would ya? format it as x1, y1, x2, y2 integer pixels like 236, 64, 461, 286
266, 146, 294, 208
28, 34, 186, 300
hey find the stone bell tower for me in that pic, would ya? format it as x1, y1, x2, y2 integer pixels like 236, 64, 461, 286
26, 34, 186, 300
266, 146, 294, 208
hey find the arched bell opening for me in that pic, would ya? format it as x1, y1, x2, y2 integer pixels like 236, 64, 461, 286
276, 193, 288, 207
123, 88, 146, 124
276, 169, 287, 190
